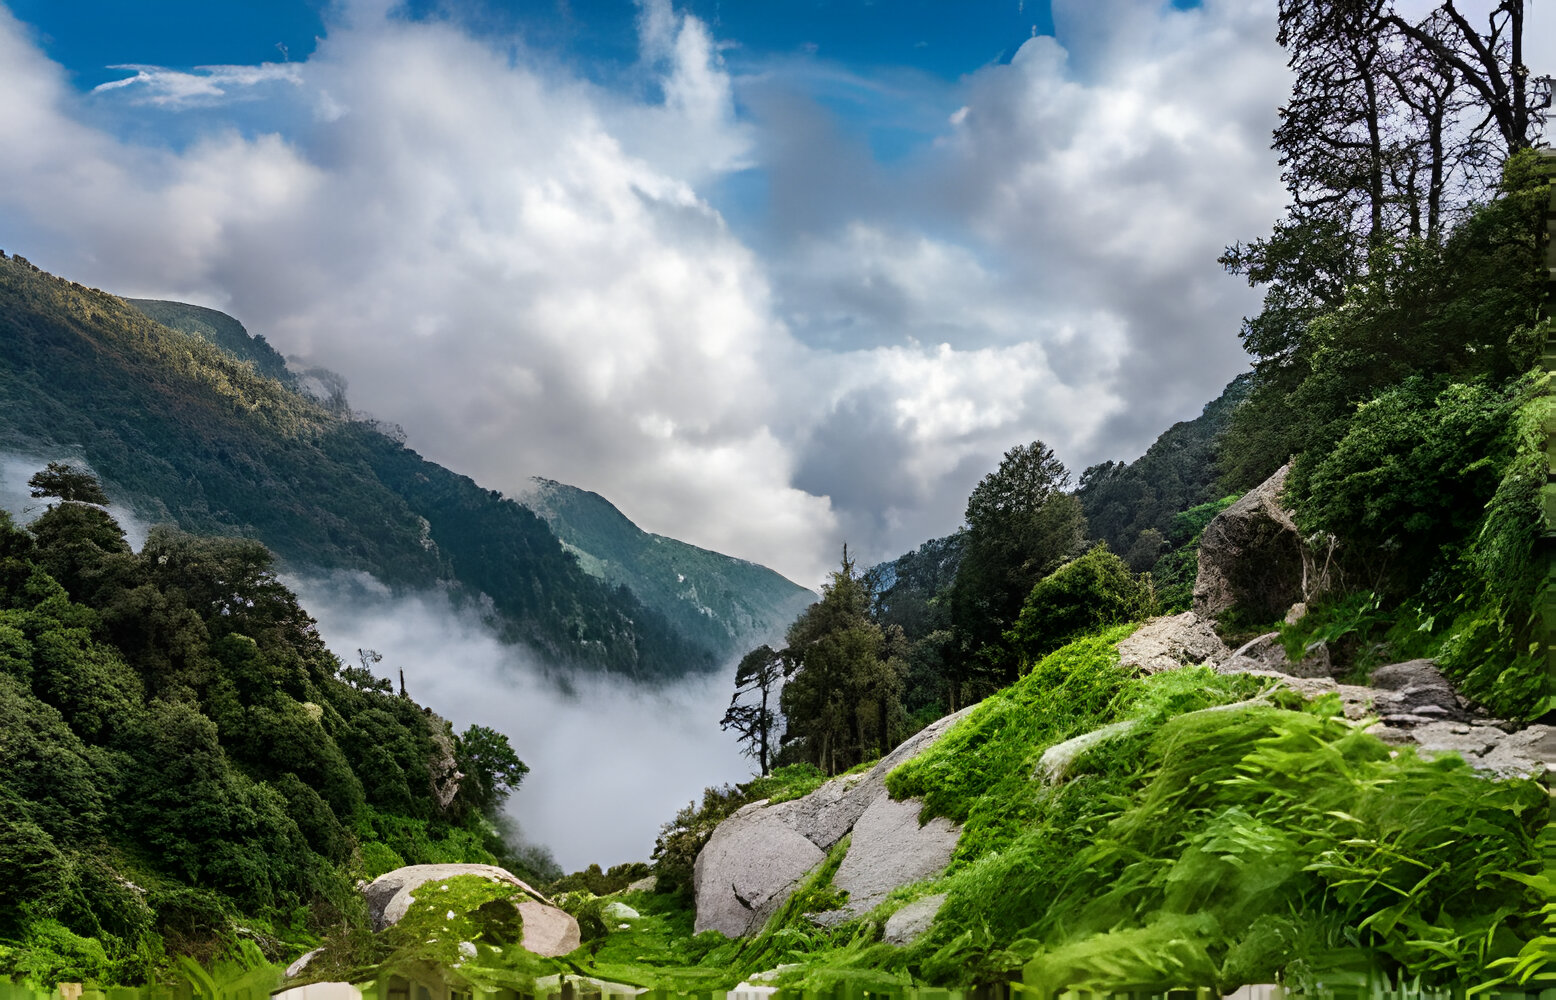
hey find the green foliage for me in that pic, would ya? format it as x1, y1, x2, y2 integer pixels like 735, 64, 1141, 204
1006, 545, 1155, 664
0, 489, 519, 985
28, 463, 110, 505
0, 255, 718, 679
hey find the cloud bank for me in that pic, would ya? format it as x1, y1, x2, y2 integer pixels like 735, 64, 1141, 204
0, 0, 1290, 585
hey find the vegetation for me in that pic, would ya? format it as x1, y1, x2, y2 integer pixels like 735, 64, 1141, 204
0, 469, 541, 986
0, 262, 723, 679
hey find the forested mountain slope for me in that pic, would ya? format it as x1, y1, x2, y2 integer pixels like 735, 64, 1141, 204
0, 253, 724, 678
519, 479, 814, 661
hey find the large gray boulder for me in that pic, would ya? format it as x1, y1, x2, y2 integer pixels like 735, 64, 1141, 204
693, 808, 826, 937
830, 795, 961, 916
693, 704, 977, 937
1115, 612, 1229, 673
1193, 464, 1310, 621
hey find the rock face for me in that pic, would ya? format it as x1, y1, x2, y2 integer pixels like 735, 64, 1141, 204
1218, 632, 1332, 679
1193, 464, 1308, 620
831, 796, 961, 916
362, 863, 579, 957
1115, 612, 1229, 673
693, 705, 976, 937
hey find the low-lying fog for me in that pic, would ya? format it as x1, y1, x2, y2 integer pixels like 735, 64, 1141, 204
0, 452, 755, 873
288, 571, 753, 872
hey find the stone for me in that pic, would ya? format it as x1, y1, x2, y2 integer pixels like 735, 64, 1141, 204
692, 704, 978, 938
831, 795, 961, 916
883, 893, 947, 946
601, 901, 639, 923
1035, 721, 1139, 783
284, 948, 323, 979
1368, 659, 1467, 724
625, 875, 657, 893
516, 899, 583, 957
363, 864, 550, 931
360, 863, 579, 958
693, 808, 826, 937
1218, 632, 1332, 679
1193, 464, 1309, 620
1115, 612, 1229, 673
1284, 603, 1308, 626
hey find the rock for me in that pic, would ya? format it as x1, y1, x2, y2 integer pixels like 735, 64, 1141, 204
1193, 464, 1309, 620
361, 863, 579, 958
1215, 671, 1377, 721
1284, 602, 1308, 626
284, 948, 322, 979
516, 899, 583, 957
1035, 721, 1139, 783
363, 863, 549, 931
601, 901, 639, 922
693, 809, 826, 936
1405, 721, 1556, 780
831, 795, 961, 916
692, 704, 978, 938
625, 875, 657, 893
883, 893, 947, 946
1368, 659, 1467, 724
1115, 612, 1229, 673
1218, 632, 1332, 679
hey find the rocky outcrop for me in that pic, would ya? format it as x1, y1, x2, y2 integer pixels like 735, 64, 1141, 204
1369, 659, 1468, 725
693, 705, 977, 937
1115, 612, 1229, 673
693, 811, 826, 937
1218, 632, 1332, 679
831, 796, 961, 916
1193, 464, 1309, 620
362, 863, 579, 957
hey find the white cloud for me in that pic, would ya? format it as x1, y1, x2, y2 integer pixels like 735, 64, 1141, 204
0, 0, 1291, 586
93, 63, 303, 108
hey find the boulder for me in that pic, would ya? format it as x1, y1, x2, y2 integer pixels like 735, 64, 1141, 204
693, 808, 825, 936
1368, 659, 1466, 724
883, 893, 947, 946
1115, 612, 1229, 673
1193, 464, 1308, 620
1218, 632, 1332, 679
516, 899, 582, 957
830, 795, 961, 916
1394, 721, 1556, 780
361, 863, 579, 958
692, 704, 977, 937
363, 863, 549, 931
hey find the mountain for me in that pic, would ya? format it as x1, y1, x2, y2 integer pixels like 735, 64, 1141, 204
0, 251, 803, 678
519, 479, 815, 661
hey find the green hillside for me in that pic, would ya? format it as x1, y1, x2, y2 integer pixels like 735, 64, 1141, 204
520, 479, 815, 660
0, 253, 711, 679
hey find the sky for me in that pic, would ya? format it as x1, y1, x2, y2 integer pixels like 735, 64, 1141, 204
0, 0, 1310, 591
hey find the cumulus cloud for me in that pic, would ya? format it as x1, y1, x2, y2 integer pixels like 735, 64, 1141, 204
0, 0, 1291, 584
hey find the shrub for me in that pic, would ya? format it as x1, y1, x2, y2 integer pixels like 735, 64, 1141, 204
1005, 546, 1155, 665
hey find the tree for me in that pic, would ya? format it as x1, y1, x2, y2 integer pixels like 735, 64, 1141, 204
779, 546, 903, 774
454, 724, 529, 816
28, 463, 109, 506
721, 644, 783, 775
949, 442, 1086, 682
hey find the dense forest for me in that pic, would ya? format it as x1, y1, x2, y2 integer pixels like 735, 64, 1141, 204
0, 261, 718, 679
0, 466, 547, 985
